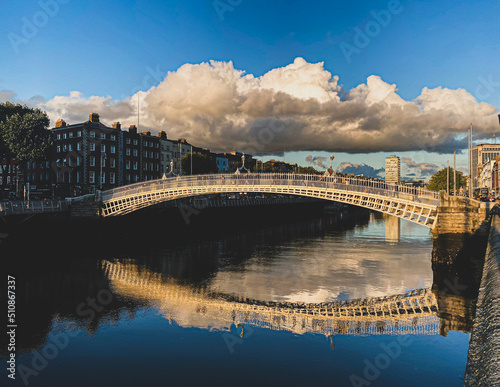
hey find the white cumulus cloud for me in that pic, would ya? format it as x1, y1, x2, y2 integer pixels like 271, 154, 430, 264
2, 58, 498, 155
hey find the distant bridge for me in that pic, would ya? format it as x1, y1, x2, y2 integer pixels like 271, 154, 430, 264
102, 260, 441, 337
100, 174, 439, 228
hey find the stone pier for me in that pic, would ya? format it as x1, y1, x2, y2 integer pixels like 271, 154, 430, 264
434, 192, 492, 235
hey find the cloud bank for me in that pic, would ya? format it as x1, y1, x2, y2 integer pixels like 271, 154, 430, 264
339, 162, 384, 178
2, 57, 498, 154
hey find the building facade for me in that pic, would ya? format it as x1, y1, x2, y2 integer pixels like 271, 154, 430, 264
385, 155, 401, 185
471, 144, 500, 190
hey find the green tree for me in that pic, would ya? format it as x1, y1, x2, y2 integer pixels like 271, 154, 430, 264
0, 102, 53, 195
181, 152, 218, 175
427, 167, 466, 192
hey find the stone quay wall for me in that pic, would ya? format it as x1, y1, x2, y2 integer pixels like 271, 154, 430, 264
463, 209, 500, 386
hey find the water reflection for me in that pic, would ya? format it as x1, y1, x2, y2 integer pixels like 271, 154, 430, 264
0, 209, 484, 358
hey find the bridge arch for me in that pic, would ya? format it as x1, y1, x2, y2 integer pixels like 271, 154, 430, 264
100, 173, 439, 228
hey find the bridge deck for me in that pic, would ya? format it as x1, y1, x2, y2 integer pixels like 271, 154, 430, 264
100, 174, 439, 228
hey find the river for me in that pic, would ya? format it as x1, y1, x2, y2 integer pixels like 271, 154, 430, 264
1, 205, 483, 387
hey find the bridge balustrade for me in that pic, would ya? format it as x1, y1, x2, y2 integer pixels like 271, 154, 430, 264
101, 173, 439, 206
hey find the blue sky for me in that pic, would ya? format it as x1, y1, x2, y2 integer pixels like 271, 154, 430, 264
2, 0, 500, 179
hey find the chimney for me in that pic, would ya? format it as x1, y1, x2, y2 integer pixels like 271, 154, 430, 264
89, 112, 100, 122
141, 130, 151, 136
129, 125, 137, 134
112, 122, 121, 130
158, 131, 167, 139
55, 119, 66, 128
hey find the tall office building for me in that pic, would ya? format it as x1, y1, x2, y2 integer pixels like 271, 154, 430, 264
471, 144, 500, 190
385, 155, 401, 185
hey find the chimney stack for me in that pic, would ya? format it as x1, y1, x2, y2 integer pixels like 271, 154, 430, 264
112, 122, 121, 130
55, 119, 67, 128
89, 112, 100, 122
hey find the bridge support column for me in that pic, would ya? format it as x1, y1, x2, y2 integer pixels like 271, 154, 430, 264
434, 191, 492, 235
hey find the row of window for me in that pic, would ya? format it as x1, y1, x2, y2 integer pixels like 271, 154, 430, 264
27, 161, 51, 170
56, 157, 116, 168
56, 144, 116, 153
52, 171, 117, 185
56, 131, 117, 141
1, 164, 19, 173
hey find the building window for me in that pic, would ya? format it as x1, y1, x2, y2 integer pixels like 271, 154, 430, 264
90, 156, 95, 167
149, 151, 153, 158
69, 144, 73, 151
133, 139, 138, 145
101, 173, 105, 184
90, 143, 96, 151
111, 134, 116, 141
46, 161, 49, 168
101, 144, 106, 153
89, 171, 95, 183
57, 145, 61, 153
76, 171, 80, 183
133, 149, 138, 156
155, 143, 159, 148
126, 161, 131, 170
69, 132, 73, 138
110, 145, 116, 153
126, 148, 131, 156
101, 157, 106, 167
68, 158, 72, 167
133, 161, 138, 170
63, 133, 67, 139
110, 158, 115, 168
134, 175, 138, 182
77, 131, 82, 137
101, 133, 106, 140
63, 144, 67, 152
57, 134, 61, 140
126, 138, 131, 144
77, 156, 81, 166
110, 172, 115, 184
90, 131, 96, 138
77, 143, 82, 151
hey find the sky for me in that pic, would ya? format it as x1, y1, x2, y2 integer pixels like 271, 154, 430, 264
1, 0, 500, 180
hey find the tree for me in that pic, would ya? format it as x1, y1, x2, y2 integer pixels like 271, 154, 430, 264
427, 167, 466, 192
0, 102, 53, 195
180, 152, 218, 175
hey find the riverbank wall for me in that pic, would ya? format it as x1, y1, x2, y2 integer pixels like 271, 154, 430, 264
464, 208, 500, 385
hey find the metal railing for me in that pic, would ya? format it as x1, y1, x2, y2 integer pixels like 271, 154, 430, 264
101, 173, 440, 206
0, 200, 68, 216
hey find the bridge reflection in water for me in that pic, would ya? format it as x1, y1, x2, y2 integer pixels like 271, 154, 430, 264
102, 259, 452, 339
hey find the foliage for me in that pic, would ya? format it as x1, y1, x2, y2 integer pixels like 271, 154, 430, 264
181, 152, 218, 175
0, 102, 52, 162
427, 167, 466, 192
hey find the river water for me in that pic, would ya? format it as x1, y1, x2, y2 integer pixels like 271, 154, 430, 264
1, 206, 481, 387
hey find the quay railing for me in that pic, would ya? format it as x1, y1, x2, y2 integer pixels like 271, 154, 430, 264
0, 200, 68, 216
101, 173, 440, 206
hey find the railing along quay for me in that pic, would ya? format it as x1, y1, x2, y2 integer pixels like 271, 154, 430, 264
0, 200, 67, 216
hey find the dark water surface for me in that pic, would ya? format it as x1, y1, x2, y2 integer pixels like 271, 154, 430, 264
1, 207, 483, 387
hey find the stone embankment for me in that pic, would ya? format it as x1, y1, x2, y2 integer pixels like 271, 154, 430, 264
464, 207, 500, 386
435, 192, 492, 235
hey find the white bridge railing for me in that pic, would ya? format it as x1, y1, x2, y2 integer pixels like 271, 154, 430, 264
101, 173, 439, 206
0, 200, 67, 216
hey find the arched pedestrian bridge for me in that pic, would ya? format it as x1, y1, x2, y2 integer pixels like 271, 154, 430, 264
100, 173, 440, 228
